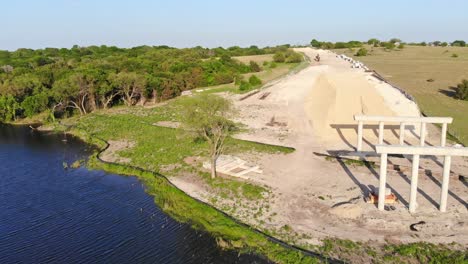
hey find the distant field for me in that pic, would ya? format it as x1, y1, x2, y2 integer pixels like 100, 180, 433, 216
233, 54, 273, 64
336, 45, 468, 145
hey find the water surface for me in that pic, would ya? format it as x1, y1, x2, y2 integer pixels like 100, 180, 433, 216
0, 124, 268, 264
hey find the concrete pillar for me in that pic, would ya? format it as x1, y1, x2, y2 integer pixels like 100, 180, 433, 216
378, 122, 384, 145
420, 122, 426, 146
441, 123, 447, 147
399, 122, 405, 145
439, 155, 452, 212
409, 154, 420, 213
357, 121, 363, 151
378, 153, 388, 211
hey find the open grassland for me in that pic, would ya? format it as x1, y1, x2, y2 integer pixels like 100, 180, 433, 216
337, 46, 468, 145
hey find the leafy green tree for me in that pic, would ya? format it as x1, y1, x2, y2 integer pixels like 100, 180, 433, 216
285, 51, 303, 63
239, 81, 252, 91
451, 40, 466, 47
0, 95, 19, 122
248, 75, 262, 86
367, 38, 380, 45
273, 52, 285, 63
355, 48, 368, 56
109, 72, 146, 106
455, 79, 468, 100
249, 61, 261, 72
21, 92, 49, 117
383, 42, 396, 49
310, 39, 322, 48
52, 74, 89, 115
181, 94, 235, 178
390, 38, 402, 44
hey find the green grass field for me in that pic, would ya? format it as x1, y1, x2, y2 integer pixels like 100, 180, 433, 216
337, 45, 468, 145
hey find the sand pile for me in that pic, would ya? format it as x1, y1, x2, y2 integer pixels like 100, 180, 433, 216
305, 71, 400, 148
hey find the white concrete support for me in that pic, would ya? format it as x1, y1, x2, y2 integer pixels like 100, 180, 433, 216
357, 121, 363, 151
378, 153, 388, 211
441, 123, 447, 147
378, 122, 384, 145
399, 122, 405, 145
375, 145, 468, 213
419, 122, 426, 146
439, 155, 452, 212
409, 154, 420, 213
353, 115, 452, 150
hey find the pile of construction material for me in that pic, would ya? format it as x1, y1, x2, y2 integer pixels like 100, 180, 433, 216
336, 54, 370, 71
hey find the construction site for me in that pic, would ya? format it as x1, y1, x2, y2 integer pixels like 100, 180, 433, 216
173, 47, 468, 246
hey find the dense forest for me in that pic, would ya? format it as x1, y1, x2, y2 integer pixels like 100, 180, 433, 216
0, 45, 301, 122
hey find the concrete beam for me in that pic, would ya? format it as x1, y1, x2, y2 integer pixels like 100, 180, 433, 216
375, 145, 468, 156
354, 115, 453, 124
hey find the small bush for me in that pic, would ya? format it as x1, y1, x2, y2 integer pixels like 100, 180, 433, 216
398, 43, 405, 49
269, 62, 277, 68
273, 52, 285, 63
234, 75, 244, 85
262, 61, 269, 66
382, 42, 396, 50
452, 53, 458, 58
248, 75, 262, 86
239, 81, 252, 91
355, 48, 368, 56
249, 61, 261, 72
285, 52, 303, 63
455, 79, 468, 100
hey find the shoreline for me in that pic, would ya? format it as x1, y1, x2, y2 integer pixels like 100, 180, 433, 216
4, 47, 466, 263
78, 132, 333, 264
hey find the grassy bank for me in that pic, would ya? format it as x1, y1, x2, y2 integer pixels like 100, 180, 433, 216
85, 152, 322, 264
336, 45, 468, 145
65, 100, 466, 263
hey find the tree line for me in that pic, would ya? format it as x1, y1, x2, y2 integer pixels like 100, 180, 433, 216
0, 44, 298, 122
310, 38, 467, 49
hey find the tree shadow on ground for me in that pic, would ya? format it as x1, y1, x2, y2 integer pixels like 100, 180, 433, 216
438, 87, 458, 99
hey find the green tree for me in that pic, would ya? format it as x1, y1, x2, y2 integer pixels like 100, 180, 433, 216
248, 75, 262, 86
52, 73, 91, 115
310, 39, 321, 48
109, 72, 147, 106
355, 48, 368, 56
451, 40, 466, 47
273, 52, 285, 63
285, 51, 303, 63
239, 80, 252, 91
0, 95, 19, 122
249, 61, 261, 72
367, 38, 380, 45
181, 94, 235, 178
21, 92, 49, 117
455, 79, 468, 100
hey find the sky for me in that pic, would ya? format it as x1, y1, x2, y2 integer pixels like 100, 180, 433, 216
2, 0, 468, 50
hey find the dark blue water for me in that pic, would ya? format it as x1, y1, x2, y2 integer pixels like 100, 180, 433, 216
0, 125, 268, 264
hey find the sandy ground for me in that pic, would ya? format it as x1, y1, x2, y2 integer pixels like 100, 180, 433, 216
170, 48, 468, 246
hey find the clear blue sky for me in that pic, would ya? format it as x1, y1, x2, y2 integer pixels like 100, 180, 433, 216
3, 0, 467, 50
